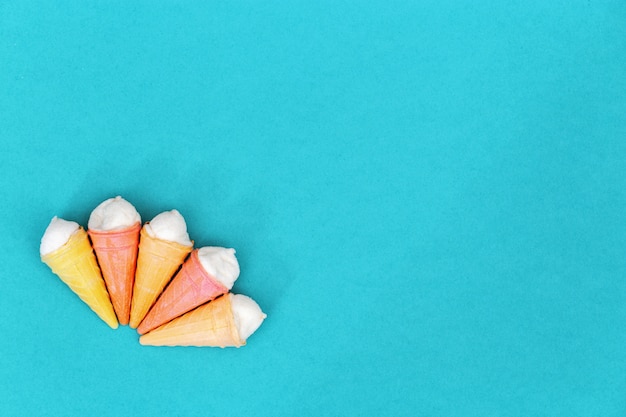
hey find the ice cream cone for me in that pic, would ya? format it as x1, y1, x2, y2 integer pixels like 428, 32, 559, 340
88, 222, 141, 325
137, 249, 228, 335
139, 294, 244, 347
41, 228, 118, 329
129, 227, 193, 328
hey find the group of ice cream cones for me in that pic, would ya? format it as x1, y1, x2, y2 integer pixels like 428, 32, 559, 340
40, 196, 266, 348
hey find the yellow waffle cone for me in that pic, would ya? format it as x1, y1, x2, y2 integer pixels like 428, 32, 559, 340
41, 228, 119, 329
129, 228, 193, 328
139, 294, 244, 347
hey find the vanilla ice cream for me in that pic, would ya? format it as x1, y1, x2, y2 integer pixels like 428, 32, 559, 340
197, 247, 240, 290
40, 217, 80, 256
88, 196, 141, 231
230, 293, 266, 341
144, 210, 192, 246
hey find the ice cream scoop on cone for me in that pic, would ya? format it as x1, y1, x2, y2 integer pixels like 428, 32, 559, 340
137, 247, 240, 335
139, 293, 266, 347
88, 196, 141, 325
129, 210, 193, 329
40, 217, 118, 329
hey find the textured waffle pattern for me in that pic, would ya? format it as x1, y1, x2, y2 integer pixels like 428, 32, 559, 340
139, 294, 243, 347
137, 249, 227, 334
41, 228, 118, 329
129, 228, 192, 328
89, 223, 141, 325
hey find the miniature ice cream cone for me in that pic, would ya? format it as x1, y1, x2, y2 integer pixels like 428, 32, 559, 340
88, 196, 141, 325
139, 293, 266, 347
137, 247, 240, 335
129, 210, 193, 329
40, 217, 118, 329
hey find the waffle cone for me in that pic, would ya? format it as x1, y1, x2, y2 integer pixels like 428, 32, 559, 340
139, 294, 244, 347
137, 249, 228, 335
41, 228, 118, 329
129, 227, 193, 328
88, 222, 141, 325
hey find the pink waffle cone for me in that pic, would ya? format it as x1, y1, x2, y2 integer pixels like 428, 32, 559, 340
137, 249, 228, 335
139, 294, 244, 347
88, 222, 141, 325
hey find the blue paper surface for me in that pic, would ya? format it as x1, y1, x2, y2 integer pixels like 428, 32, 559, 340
1, 1, 626, 416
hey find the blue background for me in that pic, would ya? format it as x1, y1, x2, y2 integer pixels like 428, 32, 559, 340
1, 1, 626, 416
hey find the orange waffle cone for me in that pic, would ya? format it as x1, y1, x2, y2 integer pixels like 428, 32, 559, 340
137, 249, 228, 335
88, 222, 141, 325
41, 228, 118, 329
139, 294, 244, 347
129, 227, 193, 328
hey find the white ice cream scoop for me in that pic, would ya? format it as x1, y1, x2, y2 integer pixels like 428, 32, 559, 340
230, 294, 267, 341
197, 246, 240, 290
144, 209, 192, 246
88, 196, 141, 231
40, 217, 80, 256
